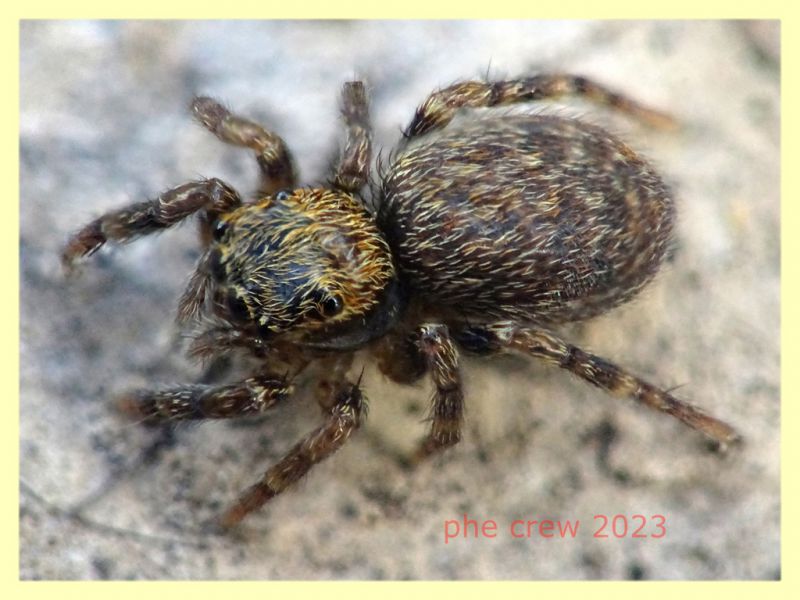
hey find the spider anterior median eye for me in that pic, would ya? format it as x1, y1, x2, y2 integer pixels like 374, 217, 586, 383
275, 190, 291, 201
212, 219, 228, 241
321, 295, 343, 318
208, 249, 226, 282
227, 292, 250, 322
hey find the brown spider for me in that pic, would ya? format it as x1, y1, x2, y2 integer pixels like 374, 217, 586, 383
62, 74, 740, 529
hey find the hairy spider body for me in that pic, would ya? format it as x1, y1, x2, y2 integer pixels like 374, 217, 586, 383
379, 115, 674, 324
63, 75, 739, 529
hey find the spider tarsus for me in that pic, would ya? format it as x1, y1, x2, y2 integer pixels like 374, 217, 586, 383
191, 96, 229, 133
61, 219, 106, 273
218, 489, 266, 531
706, 430, 744, 455
202, 514, 239, 536
116, 393, 142, 419
640, 109, 680, 131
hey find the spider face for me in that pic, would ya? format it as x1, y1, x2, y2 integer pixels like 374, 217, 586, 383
208, 188, 396, 340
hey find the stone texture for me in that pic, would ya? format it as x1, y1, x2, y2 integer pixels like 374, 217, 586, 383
20, 20, 779, 580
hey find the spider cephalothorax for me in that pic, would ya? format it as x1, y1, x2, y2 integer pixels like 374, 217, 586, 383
63, 75, 739, 529
190, 188, 397, 343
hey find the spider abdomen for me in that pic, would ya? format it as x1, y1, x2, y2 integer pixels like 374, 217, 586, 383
379, 114, 675, 324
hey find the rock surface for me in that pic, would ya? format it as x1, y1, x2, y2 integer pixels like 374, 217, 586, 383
20, 20, 779, 580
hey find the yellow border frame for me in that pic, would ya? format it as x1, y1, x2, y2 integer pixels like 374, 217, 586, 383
8, 2, 794, 596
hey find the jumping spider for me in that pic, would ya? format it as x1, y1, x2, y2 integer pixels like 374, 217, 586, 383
63, 74, 740, 528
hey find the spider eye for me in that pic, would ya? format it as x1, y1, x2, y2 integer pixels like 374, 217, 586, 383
275, 190, 291, 202
256, 320, 272, 339
208, 249, 226, 282
320, 295, 343, 318
226, 292, 250, 322
212, 219, 229, 241
308, 289, 344, 319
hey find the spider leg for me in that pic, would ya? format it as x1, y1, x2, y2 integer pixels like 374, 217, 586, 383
373, 326, 427, 386
372, 324, 464, 463
191, 96, 297, 194
402, 74, 676, 141
454, 322, 741, 449
117, 374, 292, 423
62, 178, 241, 271
186, 326, 271, 360
332, 81, 372, 194
218, 379, 366, 529
411, 324, 465, 464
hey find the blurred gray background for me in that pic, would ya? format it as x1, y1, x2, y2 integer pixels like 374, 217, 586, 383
20, 20, 779, 580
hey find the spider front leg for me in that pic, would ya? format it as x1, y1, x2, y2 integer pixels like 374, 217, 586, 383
402, 73, 676, 141
219, 378, 366, 529
191, 97, 297, 194
62, 178, 241, 271
332, 81, 372, 193
117, 374, 293, 423
455, 322, 741, 449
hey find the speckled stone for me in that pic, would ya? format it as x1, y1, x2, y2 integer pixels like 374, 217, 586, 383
20, 20, 779, 580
